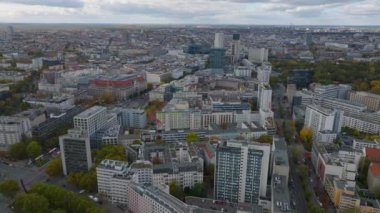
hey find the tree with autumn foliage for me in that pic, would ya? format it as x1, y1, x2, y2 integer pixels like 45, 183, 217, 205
300, 127, 313, 151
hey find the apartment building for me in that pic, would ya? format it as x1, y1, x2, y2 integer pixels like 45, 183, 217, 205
0, 116, 31, 149
304, 104, 343, 138
214, 140, 271, 204
349, 91, 380, 111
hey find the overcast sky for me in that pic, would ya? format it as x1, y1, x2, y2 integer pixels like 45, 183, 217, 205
0, 0, 379, 25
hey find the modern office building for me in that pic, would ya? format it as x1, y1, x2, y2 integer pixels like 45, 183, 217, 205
214, 33, 224, 49
59, 129, 92, 175
183, 43, 210, 54
32, 106, 85, 141
248, 48, 268, 64
304, 32, 313, 46
74, 106, 109, 136
214, 140, 271, 204
122, 108, 147, 129
0, 116, 31, 149
209, 48, 226, 69
231, 33, 240, 64
73, 106, 118, 143
6, 25, 14, 41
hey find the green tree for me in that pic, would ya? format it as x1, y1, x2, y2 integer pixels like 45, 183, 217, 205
8, 141, 28, 160
169, 181, 184, 200
66, 168, 97, 193
296, 165, 309, 182
45, 158, 63, 177
358, 157, 371, 187
147, 82, 153, 91
290, 146, 302, 163
93, 145, 127, 164
188, 183, 206, 198
249, 99, 258, 111
79, 169, 97, 193
186, 132, 199, 143
28, 183, 104, 213
344, 208, 360, 213
26, 141, 42, 159
0, 179, 20, 199
307, 202, 324, 213
66, 172, 83, 186
132, 140, 142, 145
205, 164, 215, 188
257, 134, 273, 144
51, 210, 67, 213
154, 139, 165, 145
14, 193, 49, 213
270, 76, 280, 87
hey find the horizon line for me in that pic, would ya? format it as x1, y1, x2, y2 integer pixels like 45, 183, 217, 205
0, 22, 380, 27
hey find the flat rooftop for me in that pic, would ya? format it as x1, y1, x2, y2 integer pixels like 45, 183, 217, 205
75, 106, 105, 119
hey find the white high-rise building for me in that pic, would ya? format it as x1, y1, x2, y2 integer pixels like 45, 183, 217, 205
304, 104, 343, 138
97, 159, 130, 200
214, 140, 271, 204
258, 84, 272, 111
257, 63, 272, 84
248, 48, 268, 64
96, 159, 154, 205
73, 106, 113, 136
214, 33, 224, 49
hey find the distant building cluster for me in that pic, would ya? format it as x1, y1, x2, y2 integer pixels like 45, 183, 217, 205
3, 24, 380, 213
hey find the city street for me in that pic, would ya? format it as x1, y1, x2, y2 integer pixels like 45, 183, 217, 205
273, 83, 337, 213
289, 163, 308, 213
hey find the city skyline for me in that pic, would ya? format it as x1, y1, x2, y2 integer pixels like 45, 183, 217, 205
0, 0, 379, 25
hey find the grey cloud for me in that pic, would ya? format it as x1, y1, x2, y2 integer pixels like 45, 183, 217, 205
0, 0, 83, 8
344, 1, 380, 16
102, 2, 222, 19
217, 0, 364, 6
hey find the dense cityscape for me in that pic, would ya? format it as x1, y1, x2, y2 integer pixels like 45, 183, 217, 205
1, 14, 380, 213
